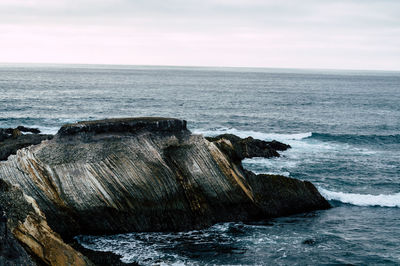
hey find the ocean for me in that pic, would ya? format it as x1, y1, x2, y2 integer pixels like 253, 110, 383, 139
1, 64, 399, 265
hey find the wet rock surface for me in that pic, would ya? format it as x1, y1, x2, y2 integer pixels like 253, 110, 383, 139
70, 240, 139, 266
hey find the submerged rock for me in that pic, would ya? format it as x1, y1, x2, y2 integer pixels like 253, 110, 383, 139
0, 117, 330, 264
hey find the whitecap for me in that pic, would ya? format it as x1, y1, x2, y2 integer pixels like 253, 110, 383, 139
318, 188, 400, 208
36, 126, 60, 135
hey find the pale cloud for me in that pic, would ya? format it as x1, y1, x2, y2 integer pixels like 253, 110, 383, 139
0, 0, 399, 70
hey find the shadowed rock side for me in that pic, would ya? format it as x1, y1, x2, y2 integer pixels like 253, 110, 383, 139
1, 207, 35, 266
0, 127, 53, 161
0, 118, 330, 264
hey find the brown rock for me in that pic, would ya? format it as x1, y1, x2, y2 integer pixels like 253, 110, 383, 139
12, 129, 22, 138
0, 178, 92, 266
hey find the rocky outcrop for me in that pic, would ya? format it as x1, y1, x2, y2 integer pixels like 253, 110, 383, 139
0, 118, 330, 265
58, 117, 186, 138
206, 133, 291, 162
0, 127, 52, 161
0, 178, 91, 266
206, 135, 328, 217
0, 118, 329, 237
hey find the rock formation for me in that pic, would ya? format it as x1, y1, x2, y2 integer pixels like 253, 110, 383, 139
0, 206, 35, 266
0, 179, 91, 266
0, 127, 53, 161
0, 118, 330, 265
206, 133, 291, 161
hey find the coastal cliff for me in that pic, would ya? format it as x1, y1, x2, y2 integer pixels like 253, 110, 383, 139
0, 118, 330, 265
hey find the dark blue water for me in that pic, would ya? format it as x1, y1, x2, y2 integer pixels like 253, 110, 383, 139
1, 64, 400, 265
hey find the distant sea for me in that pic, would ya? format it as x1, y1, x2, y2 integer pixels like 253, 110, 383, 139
1, 64, 400, 265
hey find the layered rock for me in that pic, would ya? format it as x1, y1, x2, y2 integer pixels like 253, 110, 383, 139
0, 118, 329, 241
0, 179, 91, 266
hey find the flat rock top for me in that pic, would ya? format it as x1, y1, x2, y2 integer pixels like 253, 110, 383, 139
57, 117, 188, 137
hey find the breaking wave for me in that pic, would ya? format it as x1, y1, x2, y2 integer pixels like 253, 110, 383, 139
193, 127, 311, 142
319, 188, 400, 208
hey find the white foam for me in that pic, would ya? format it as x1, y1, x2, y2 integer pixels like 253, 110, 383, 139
319, 188, 400, 208
243, 157, 297, 168
38, 126, 59, 135
26, 125, 60, 135
243, 157, 295, 177
193, 127, 311, 142
193, 127, 354, 157
265, 171, 291, 177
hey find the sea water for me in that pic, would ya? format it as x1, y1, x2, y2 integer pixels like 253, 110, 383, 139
1, 64, 399, 265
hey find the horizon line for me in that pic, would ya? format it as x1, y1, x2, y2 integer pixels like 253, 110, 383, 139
1, 61, 399, 73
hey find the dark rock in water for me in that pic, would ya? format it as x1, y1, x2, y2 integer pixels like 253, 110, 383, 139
0, 117, 330, 265
0, 126, 52, 161
17, 126, 41, 134
70, 240, 139, 266
302, 238, 317, 246
0, 126, 41, 140
227, 223, 246, 235
206, 133, 291, 162
269, 140, 291, 151
245, 171, 330, 217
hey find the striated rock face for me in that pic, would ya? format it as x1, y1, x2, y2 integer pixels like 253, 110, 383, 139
0, 118, 330, 246
0, 179, 91, 266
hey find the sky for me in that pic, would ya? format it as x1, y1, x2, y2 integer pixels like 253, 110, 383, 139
0, 0, 399, 70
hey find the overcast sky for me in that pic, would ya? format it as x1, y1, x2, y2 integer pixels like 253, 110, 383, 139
1, 0, 399, 70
